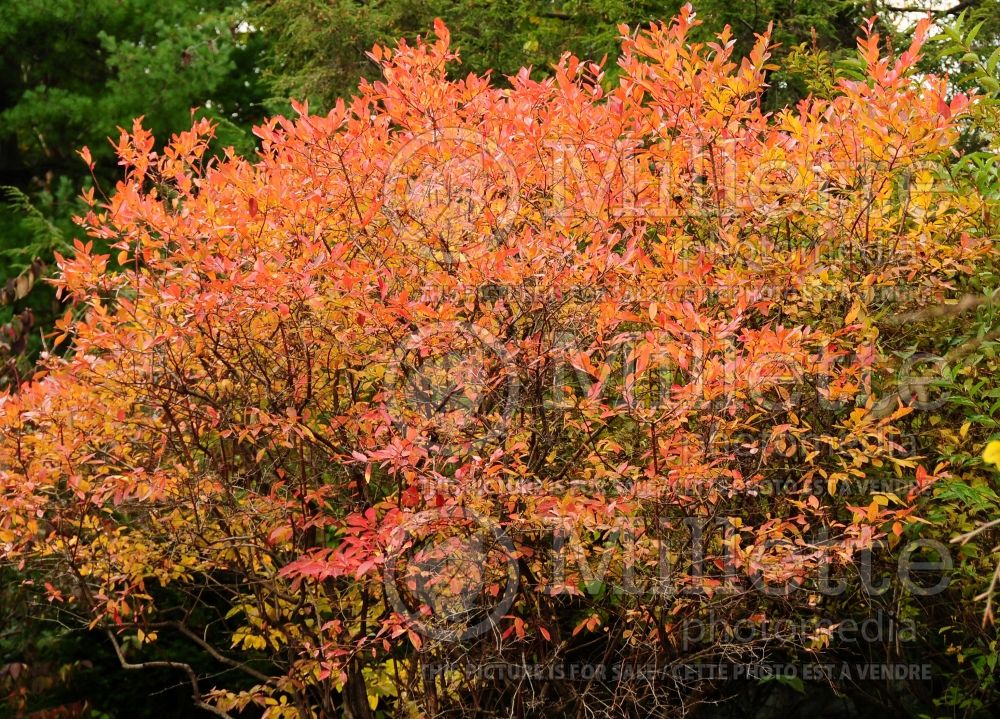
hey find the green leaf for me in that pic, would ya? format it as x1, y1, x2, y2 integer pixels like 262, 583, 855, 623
980, 76, 1000, 94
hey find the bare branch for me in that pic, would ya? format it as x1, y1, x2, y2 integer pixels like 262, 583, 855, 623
105, 629, 234, 719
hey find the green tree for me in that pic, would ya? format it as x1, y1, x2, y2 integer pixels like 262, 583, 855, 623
0, 0, 270, 388
254, 0, 874, 110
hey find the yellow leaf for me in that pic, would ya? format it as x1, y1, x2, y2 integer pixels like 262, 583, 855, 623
983, 440, 1000, 467
844, 301, 861, 325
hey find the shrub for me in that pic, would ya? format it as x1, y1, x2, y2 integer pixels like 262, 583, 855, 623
1, 7, 996, 717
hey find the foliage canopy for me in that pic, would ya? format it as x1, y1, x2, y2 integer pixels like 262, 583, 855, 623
2, 5, 1000, 718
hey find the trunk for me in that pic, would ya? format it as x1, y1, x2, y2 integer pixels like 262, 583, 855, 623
342, 660, 374, 719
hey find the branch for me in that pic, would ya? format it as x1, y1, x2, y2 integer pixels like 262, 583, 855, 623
870, 325, 1000, 419
882, 0, 978, 15
105, 629, 234, 719
952, 518, 1000, 626
952, 516, 1000, 544
154, 620, 272, 683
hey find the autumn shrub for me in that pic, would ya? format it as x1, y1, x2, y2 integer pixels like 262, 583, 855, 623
1, 7, 998, 717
